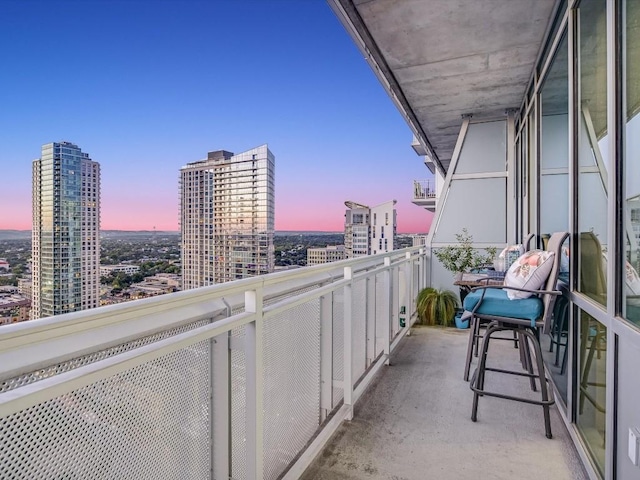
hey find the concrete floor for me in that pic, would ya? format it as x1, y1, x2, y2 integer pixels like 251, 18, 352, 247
301, 327, 588, 480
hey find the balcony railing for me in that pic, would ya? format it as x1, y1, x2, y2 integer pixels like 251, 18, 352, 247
412, 179, 437, 212
413, 179, 436, 200
0, 247, 425, 480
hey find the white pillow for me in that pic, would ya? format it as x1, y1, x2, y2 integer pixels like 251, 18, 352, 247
504, 250, 555, 300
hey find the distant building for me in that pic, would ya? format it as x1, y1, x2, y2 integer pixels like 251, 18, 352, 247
17, 276, 32, 299
32, 141, 100, 319
100, 264, 141, 276
0, 259, 9, 272
0, 289, 30, 325
307, 245, 346, 265
129, 273, 180, 297
411, 235, 428, 247
180, 145, 275, 288
344, 200, 397, 258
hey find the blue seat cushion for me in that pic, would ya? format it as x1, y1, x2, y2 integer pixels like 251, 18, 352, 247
463, 288, 543, 326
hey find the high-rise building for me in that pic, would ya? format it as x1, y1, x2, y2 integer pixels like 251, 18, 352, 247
180, 145, 275, 288
32, 142, 100, 319
344, 200, 397, 258
307, 245, 346, 266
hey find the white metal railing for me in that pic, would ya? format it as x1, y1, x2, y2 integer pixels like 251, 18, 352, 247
0, 246, 426, 480
413, 179, 436, 200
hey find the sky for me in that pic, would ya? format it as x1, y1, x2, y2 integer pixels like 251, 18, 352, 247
0, 0, 434, 234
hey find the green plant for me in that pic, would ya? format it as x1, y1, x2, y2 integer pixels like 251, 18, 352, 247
416, 287, 459, 326
433, 228, 497, 275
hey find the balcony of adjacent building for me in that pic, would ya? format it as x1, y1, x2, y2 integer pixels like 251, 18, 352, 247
0, 248, 590, 480
411, 179, 437, 212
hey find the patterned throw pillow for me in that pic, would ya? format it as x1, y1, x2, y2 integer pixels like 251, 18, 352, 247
503, 250, 556, 300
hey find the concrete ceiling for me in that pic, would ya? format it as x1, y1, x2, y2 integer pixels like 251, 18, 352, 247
332, 0, 558, 172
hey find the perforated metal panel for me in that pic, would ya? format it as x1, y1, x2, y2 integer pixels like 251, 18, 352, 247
351, 279, 367, 384
1, 320, 210, 393
1, 341, 211, 480
391, 266, 400, 337
231, 330, 247, 480
264, 283, 322, 307
263, 300, 321, 480
375, 272, 390, 356
332, 290, 344, 407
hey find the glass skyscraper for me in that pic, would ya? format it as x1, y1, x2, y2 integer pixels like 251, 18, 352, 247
180, 144, 275, 288
32, 142, 100, 319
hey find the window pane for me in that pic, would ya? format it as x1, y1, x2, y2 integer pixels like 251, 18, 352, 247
577, 310, 607, 478
539, 32, 569, 406
624, 0, 640, 327
578, 0, 608, 307
540, 32, 570, 247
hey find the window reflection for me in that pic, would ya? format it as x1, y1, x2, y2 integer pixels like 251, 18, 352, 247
539, 32, 569, 406
577, 310, 607, 477
625, 0, 640, 327
578, 0, 608, 307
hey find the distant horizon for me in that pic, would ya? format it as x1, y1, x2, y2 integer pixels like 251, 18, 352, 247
0, 228, 429, 235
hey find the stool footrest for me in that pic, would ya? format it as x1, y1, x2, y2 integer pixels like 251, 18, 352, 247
470, 369, 556, 407
483, 366, 550, 381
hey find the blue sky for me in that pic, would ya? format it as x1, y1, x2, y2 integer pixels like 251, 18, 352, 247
0, 0, 433, 233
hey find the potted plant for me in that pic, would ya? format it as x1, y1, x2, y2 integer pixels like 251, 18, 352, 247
416, 287, 459, 327
433, 228, 497, 282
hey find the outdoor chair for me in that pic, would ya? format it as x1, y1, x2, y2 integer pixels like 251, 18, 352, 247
464, 231, 569, 439
462, 232, 537, 382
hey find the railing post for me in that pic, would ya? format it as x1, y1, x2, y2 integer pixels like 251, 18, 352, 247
211, 330, 230, 480
343, 266, 354, 421
383, 257, 391, 365
419, 248, 425, 291
245, 288, 264, 480
319, 292, 333, 422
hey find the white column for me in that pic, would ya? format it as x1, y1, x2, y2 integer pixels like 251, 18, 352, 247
245, 288, 264, 480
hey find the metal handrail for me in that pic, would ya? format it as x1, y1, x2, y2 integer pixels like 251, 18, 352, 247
413, 179, 436, 199
0, 246, 427, 480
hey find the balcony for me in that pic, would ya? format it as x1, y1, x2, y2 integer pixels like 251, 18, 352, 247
0, 248, 585, 479
411, 179, 437, 212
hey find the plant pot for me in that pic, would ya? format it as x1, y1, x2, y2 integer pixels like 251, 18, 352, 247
454, 311, 469, 329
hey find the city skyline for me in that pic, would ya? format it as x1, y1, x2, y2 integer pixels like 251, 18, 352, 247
0, 1, 433, 234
